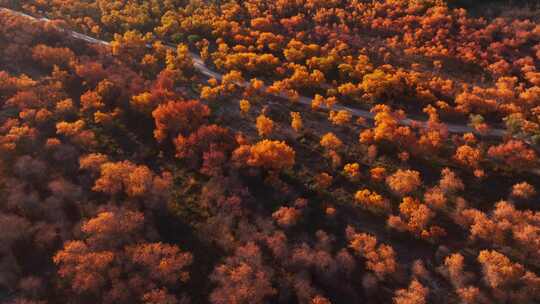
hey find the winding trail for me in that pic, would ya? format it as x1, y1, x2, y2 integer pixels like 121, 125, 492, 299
1, 7, 507, 137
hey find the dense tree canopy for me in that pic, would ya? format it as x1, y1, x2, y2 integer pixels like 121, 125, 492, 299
0, 1, 540, 304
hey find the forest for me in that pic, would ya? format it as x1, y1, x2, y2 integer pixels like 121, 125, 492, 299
0, 0, 539, 303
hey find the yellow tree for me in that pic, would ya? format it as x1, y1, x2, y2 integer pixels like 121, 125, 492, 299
343, 163, 360, 180
232, 140, 295, 172
111, 30, 150, 65
386, 169, 421, 196
329, 110, 352, 126
320, 132, 343, 150
240, 99, 250, 114
290, 112, 302, 132
393, 279, 429, 304
347, 228, 397, 280
355, 189, 390, 214
256, 114, 274, 137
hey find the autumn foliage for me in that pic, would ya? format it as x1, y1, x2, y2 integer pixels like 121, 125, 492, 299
233, 140, 295, 171
1, 2, 540, 304
152, 100, 210, 143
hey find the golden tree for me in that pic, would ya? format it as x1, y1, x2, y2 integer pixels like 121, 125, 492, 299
290, 112, 302, 132
343, 163, 360, 180
240, 99, 250, 114
393, 279, 429, 304
347, 227, 397, 280
256, 114, 274, 137
233, 140, 295, 171
386, 169, 421, 196
329, 110, 352, 126
355, 189, 390, 214
320, 132, 343, 150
